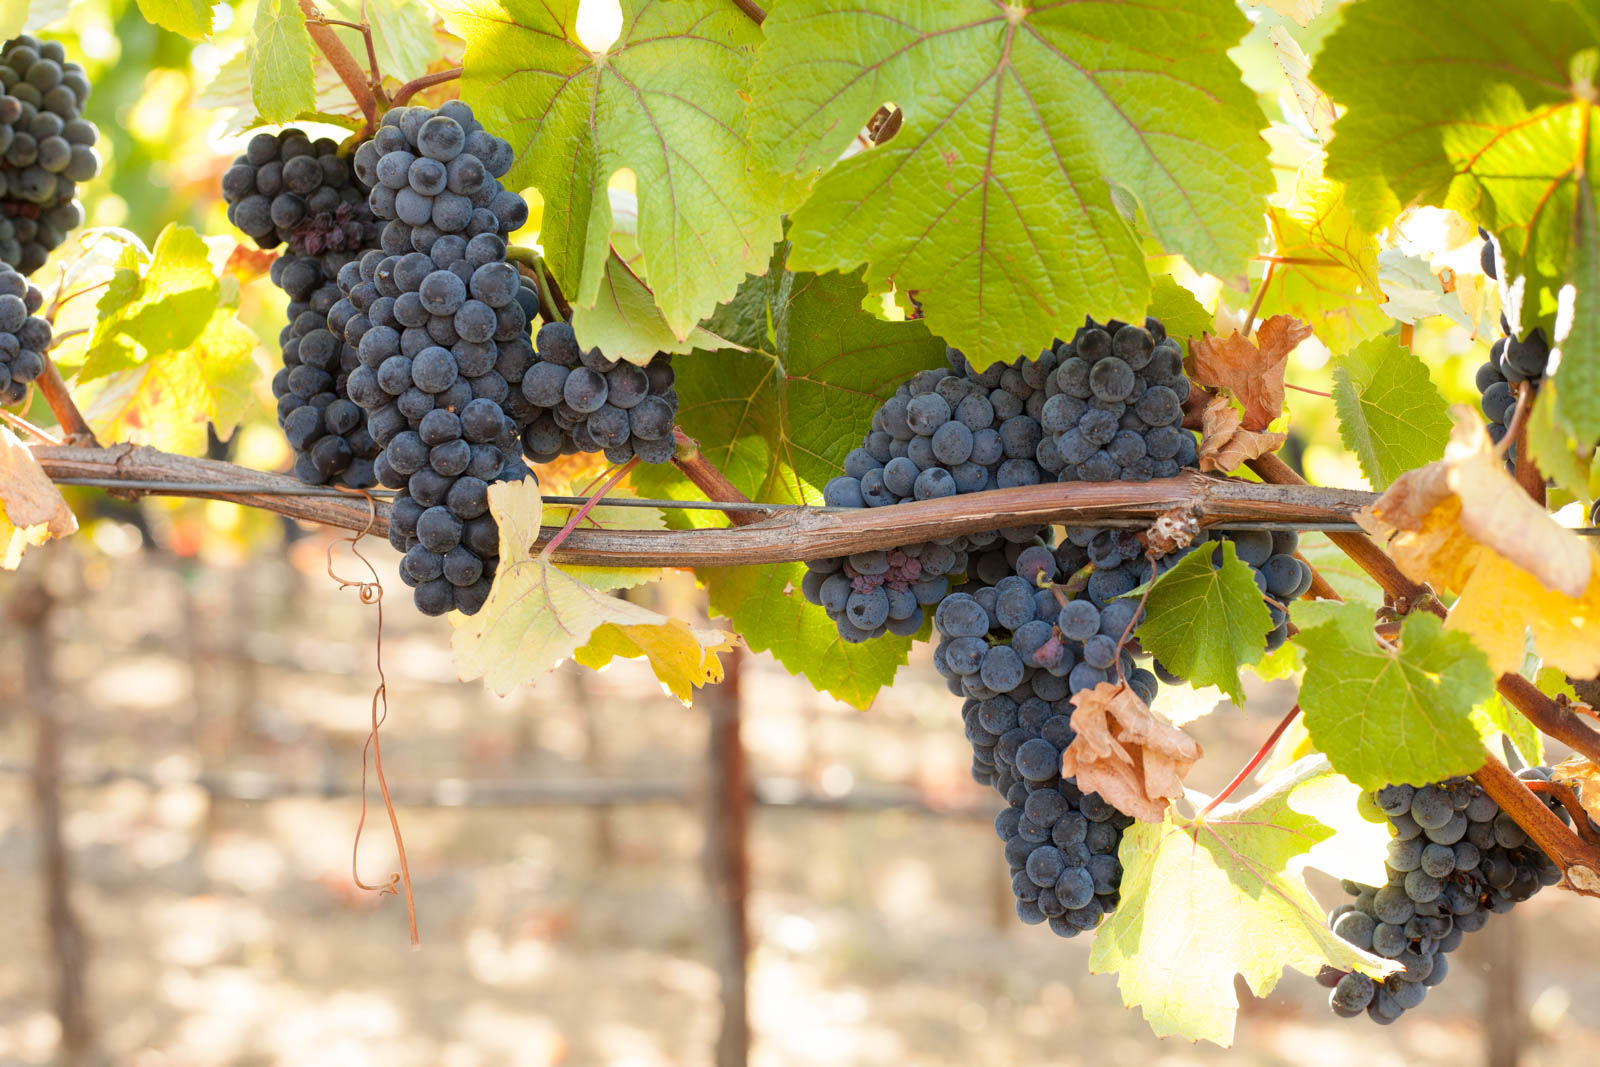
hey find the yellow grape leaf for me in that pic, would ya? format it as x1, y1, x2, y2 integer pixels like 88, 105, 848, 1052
452, 480, 735, 699
1248, 0, 1321, 27
1551, 755, 1600, 827
0, 428, 77, 568
1360, 409, 1600, 676
1268, 27, 1334, 143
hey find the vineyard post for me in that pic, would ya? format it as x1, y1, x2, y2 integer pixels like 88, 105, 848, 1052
703, 645, 750, 1067
11, 565, 96, 1064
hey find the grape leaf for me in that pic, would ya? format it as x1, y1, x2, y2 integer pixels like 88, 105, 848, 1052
1292, 601, 1494, 790
1359, 411, 1600, 677
452, 480, 736, 700
197, 42, 362, 135
1473, 691, 1544, 771
247, 0, 317, 123
1375, 248, 1472, 329
1258, 157, 1389, 356
571, 251, 741, 366
749, 0, 1270, 369
632, 262, 948, 707
135, 0, 212, 38
436, 0, 783, 338
1317, 0, 1600, 439
0, 427, 77, 569
1527, 383, 1599, 507
1562, 172, 1600, 443
1147, 274, 1214, 351
324, 0, 438, 84
1090, 755, 1401, 1046
71, 226, 263, 456
1196, 394, 1287, 474
1330, 334, 1452, 490
1134, 539, 1272, 705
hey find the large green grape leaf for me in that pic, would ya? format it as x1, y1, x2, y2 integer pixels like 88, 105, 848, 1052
1330, 334, 1452, 490
70, 225, 263, 456
1318, 0, 1600, 441
1292, 601, 1495, 790
436, 0, 783, 338
248, 0, 317, 122
1134, 540, 1272, 705
1147, 274, 1214, 350
1091, 756, 1401, 1046
632, 263, 947, 707
135, 0, 213, 38
749, 0, 1270, 369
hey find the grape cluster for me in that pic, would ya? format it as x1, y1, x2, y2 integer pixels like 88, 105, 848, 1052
805, 346, 1073, 641
222, 129, 384, 486
518, 320, 679, 465
0, 261, 48, 405
1474, 230, 1550, 450
269, 252, 381, 486
0, 35, 99, 275
335, 101, 534, 617
222, 129, 378, 262
1044, 318, 1197, 481
1320, 768, 1569, 1024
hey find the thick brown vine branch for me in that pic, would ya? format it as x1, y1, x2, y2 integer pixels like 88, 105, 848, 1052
33, 442, 1376, 565
1246, 454, 1600, 891
298, 0, 378, 125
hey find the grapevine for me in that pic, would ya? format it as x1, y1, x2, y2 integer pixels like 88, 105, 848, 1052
3, 3, 1600, 1059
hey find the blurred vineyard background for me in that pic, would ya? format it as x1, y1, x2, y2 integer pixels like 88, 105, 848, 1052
0, 1, 1597, 1066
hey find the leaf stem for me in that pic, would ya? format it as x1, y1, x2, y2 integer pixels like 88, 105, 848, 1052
1284, 382, 1332, 398
541, 457, 641, 558
390, 66, 464, 108
1199, 704, 1301, 818
0, 409, 61, 445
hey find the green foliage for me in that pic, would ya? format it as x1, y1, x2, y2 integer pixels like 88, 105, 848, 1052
1319, 0, 1600, 438
1330, 334, 1453, 489
438, 0, 782, 338
1091, 757, 1401, 1047
248, 0, 317, 122
1134, 540, 1272, 705
324, 0, 438, 84
633, 259, 948, 706
1560, 174, 1600, 444
1146, 275, 1214, 349
135, 0, 213, 39
570, 252, 736, 365
749, 0, 1271, 368
1293, 602, 1496, 790
74, 227, 262, 456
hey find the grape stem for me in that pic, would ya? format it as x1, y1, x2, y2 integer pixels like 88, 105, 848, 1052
298, 0, 379, 125
1522, 779, 1600, 846
34, 354, 97, 447
1284, 382, 1333, 399
1198, 704, 1301, 818
0, 409, 62, 445
669, 429, 772, 528
1113, 556, 1157, 685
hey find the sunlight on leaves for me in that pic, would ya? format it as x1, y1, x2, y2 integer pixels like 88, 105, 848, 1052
1134, 539, 1272, 705
452, 479, 735, 701
0, 428, 76, 569
1330, 334, 1452, 490
1091, 756, 1401, 1046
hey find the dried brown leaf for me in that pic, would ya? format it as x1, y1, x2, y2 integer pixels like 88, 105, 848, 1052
0, 428, 76, 568
1197, 395, 1288, 473
1551, 756, 1600, 827
1062, 682, 1203, 823
1188, 314, 1311, 430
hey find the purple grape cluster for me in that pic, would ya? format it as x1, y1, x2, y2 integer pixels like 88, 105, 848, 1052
0, 260, 48, 405
332, 101, 534, 617
1475, 229, 1551, 454
518, 321, 678, 465
0, 34, 99, 275
223, 128, 384, 487
1321, 768, 1570, 1024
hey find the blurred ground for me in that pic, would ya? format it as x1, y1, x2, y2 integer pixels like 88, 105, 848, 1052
0, 535, 1596, 1067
